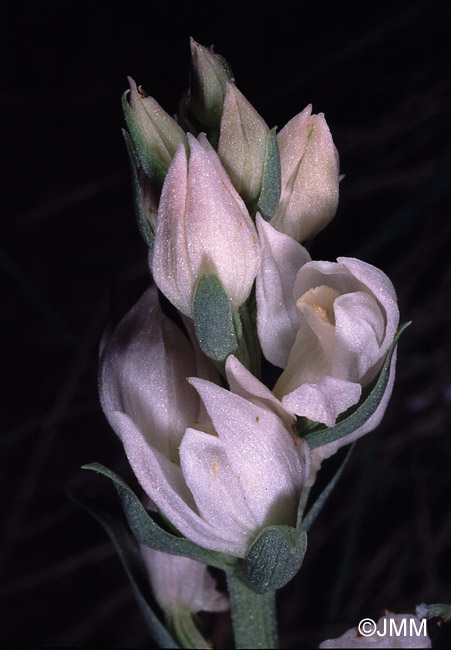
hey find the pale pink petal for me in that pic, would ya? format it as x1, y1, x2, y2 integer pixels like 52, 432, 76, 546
99, 286, 199, 462
271, 107, 339, 242
180, 427, 257, 558
293, 260, 362, 302
218, 83, 269, 204
273, 321, 334, 398
189, 378, 310, 529
318, 349, 397, 460
152, 144, 193, 315
141, 546, 228, 613
281, 376, 361, 427
225, 355, 296, 429
338, 257, 399, 357
333, 291, 385, 382
256, 215, 311, 368
185, 134, 260, 312
112, 410, 243, 556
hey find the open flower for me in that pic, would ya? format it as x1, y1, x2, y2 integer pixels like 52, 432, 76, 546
99, 285, 310, 558
152, 133, 260, 317
256, 217, 399, 458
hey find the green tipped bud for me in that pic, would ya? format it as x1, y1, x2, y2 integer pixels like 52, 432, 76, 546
218, 82, 281, 218
179, 38, 234, 145
123, 77, 187, 187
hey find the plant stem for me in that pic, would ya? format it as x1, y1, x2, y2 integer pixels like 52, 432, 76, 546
226, 570, 279, 649
169, 611, 210, 649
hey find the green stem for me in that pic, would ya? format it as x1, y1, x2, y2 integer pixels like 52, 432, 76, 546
168, 611, 210, 649
226, 570, 279, 649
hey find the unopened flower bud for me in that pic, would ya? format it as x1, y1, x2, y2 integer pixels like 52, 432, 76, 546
152, 133, 260, 317
218, 82, 278, 215
179, 38, 234, 144
270, 105, 339, 242
123, 77, 187, 186
141, 546, 228, 616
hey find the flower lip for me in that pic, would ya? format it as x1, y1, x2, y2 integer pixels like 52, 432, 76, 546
297, 285, 340, 325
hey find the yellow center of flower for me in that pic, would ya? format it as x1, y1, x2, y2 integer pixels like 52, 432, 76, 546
297, 285, 340, 325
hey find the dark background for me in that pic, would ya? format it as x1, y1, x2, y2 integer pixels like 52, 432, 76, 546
2, 1, 451, 647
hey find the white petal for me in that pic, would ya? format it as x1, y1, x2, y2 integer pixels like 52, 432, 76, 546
273, 319, 334, 398
180, 427, 257, 557
277, 104, 312, 188
338, 257, 399, 357
218, 83, 269, 204
152, 144, 193, 316
281, 376, 361, 427
141, 547, 228, 614
113, 410, 244, 556
318, 349, 397, 460
256, 215, 311, 368
272, 107, 339, 242
225, 355, 296, 429
293, 260, 362, 302
189, 378, 310, 529
185, 134, 260, 312
333, 291, 386, 382
99, 285, 199, 462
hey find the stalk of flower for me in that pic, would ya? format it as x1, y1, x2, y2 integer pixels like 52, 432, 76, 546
99, 285, 311, 559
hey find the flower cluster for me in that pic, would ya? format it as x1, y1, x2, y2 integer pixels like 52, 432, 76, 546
98, 38, 401, 628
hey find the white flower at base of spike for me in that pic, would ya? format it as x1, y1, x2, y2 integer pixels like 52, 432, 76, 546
270, 104, 339, 242
319, 611, 431, 648
140, 546, 228, 615
152, 133, 260, 317
100, 286, 311, 558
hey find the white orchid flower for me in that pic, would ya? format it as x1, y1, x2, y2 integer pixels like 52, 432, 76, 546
255, 216, 399, 459
99, 285, 310, 558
